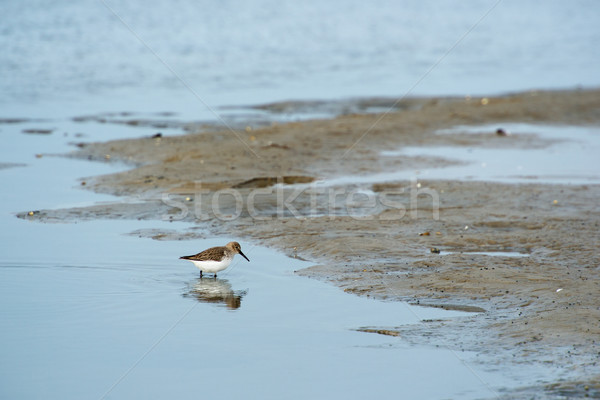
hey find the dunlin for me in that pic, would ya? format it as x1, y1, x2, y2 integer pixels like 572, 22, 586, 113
180, 241, 250, 277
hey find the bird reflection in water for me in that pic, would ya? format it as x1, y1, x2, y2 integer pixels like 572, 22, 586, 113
183, 278, 247, 310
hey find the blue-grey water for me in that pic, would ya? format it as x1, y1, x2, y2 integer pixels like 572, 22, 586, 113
1, 1, 600, 399
2, 0, 599, 119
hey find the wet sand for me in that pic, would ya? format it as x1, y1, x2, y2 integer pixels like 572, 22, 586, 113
22, 88, 600, 393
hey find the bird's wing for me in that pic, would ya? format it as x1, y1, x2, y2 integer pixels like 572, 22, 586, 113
182, 247, 226, 261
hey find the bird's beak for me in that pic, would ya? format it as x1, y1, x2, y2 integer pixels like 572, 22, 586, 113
239, 250, 250, 262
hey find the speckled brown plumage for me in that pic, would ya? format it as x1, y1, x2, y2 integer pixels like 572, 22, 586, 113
180, 241, 249, 277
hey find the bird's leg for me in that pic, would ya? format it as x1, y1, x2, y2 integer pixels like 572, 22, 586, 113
199, 270, 203, 279
214, 273, 217, 279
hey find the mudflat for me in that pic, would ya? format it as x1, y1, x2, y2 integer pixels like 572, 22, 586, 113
23, 88, 600, 391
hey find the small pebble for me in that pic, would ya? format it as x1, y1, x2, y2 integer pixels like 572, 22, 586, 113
430, 247, 441, 254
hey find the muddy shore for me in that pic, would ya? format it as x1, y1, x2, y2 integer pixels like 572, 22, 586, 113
22, 89, 600, 393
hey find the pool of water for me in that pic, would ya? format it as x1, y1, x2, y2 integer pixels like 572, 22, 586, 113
444, 251, 530, 258
380, 124, 600, 184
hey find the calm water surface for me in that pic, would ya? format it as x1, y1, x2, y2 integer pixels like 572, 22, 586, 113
0, 219, 491, 399
1, 1, 599, 398
381, 124, 600, 184
2, 0, 599, 119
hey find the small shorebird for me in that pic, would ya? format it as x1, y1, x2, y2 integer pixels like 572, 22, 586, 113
180, 241, 250, 278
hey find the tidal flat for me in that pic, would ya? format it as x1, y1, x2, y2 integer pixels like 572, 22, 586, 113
19, 88, 600, 397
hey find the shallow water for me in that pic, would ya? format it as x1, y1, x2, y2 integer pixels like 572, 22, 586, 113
380, 124, 600, 184
316, 124, 600, 188
2, 2, 599, 397
2, 1, 600, 122
444, 251, 530, 258
1, 219, 497, 400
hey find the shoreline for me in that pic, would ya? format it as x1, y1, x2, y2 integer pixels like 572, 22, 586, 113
22, 88, 600, 392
